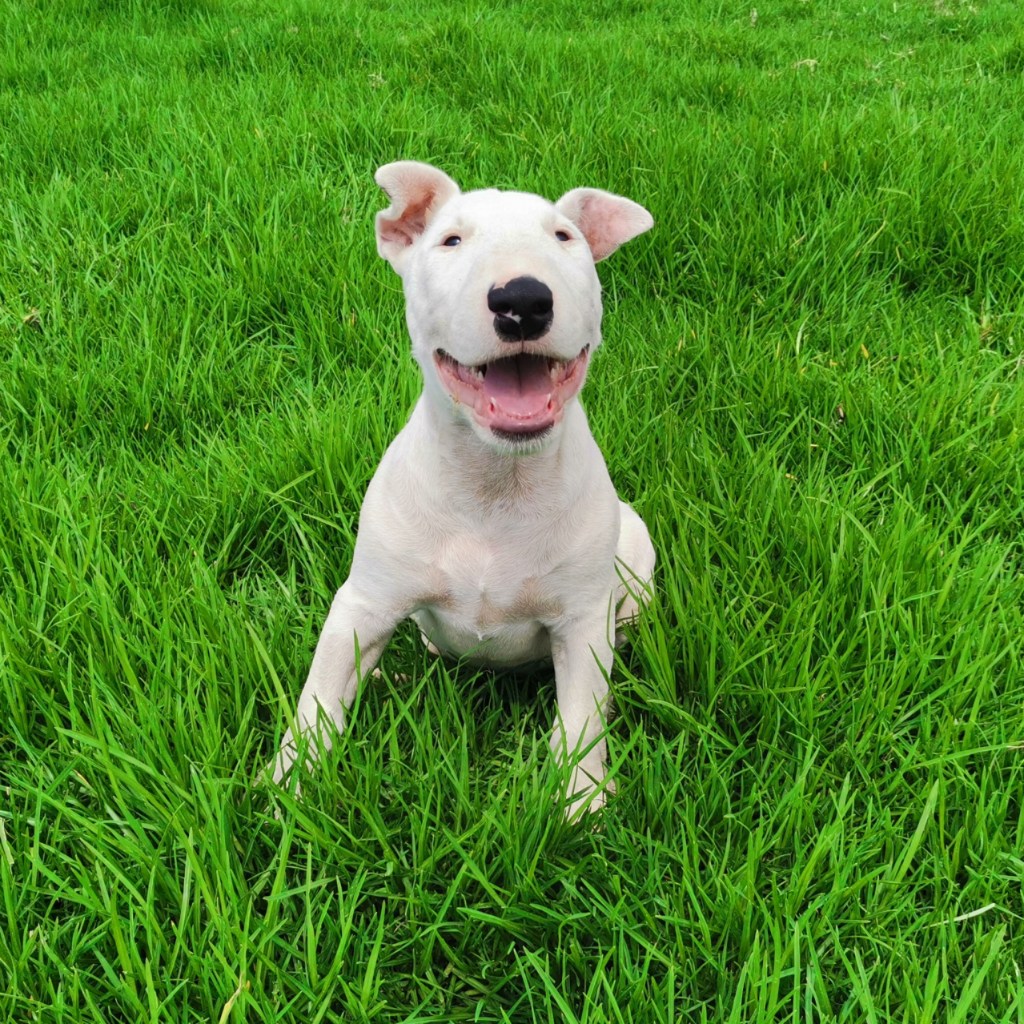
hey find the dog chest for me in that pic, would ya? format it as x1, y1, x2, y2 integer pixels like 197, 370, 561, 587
425, 532, 565, 631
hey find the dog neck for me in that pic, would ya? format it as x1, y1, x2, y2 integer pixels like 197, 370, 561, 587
408, 394, 592, 517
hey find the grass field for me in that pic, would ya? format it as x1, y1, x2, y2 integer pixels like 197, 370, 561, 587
3, 0, 1024, 1019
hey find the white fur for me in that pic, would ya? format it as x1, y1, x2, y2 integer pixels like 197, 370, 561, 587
271, 162, 656, 817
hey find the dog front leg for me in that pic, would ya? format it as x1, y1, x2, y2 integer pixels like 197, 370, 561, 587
549, 603, 616, 817
271, 581, 400, 786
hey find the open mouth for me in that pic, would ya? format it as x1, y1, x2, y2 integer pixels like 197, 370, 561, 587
434, 346, 590, 440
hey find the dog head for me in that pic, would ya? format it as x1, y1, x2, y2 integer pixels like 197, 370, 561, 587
374, 161, 652, 450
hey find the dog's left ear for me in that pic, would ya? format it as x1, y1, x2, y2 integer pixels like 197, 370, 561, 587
555, 188, 653, 262
375, 161, 461, 271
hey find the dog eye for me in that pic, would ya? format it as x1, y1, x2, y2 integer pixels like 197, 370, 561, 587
442, 235, 462, 247
555, 230, 571, 242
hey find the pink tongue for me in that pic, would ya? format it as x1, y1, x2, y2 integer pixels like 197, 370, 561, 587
481, 354, 552, 419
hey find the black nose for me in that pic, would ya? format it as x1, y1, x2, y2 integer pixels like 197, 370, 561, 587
487, 276, 554, 341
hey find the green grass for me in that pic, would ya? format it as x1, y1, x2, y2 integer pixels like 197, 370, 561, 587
3, 0, 1024, 1019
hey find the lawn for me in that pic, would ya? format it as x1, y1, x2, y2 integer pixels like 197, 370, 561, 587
2, 0, 1024, 1020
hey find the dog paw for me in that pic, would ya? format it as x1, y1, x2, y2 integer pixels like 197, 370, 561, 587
562, 767, 615, 822
371, 667, 412, 684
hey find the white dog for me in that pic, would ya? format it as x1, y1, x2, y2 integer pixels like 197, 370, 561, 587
271, 161, 656, 816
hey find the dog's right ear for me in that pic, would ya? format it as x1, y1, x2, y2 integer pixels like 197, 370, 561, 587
375, 162, 461, 271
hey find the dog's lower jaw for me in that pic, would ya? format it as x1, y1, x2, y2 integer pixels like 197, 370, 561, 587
490, 424, 553, 446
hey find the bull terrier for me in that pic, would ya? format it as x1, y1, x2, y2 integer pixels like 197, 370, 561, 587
271, 161, 656, 816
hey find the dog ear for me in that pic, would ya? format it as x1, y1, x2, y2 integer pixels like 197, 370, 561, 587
375, 162, 461, 270
555, 188, 653, 262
